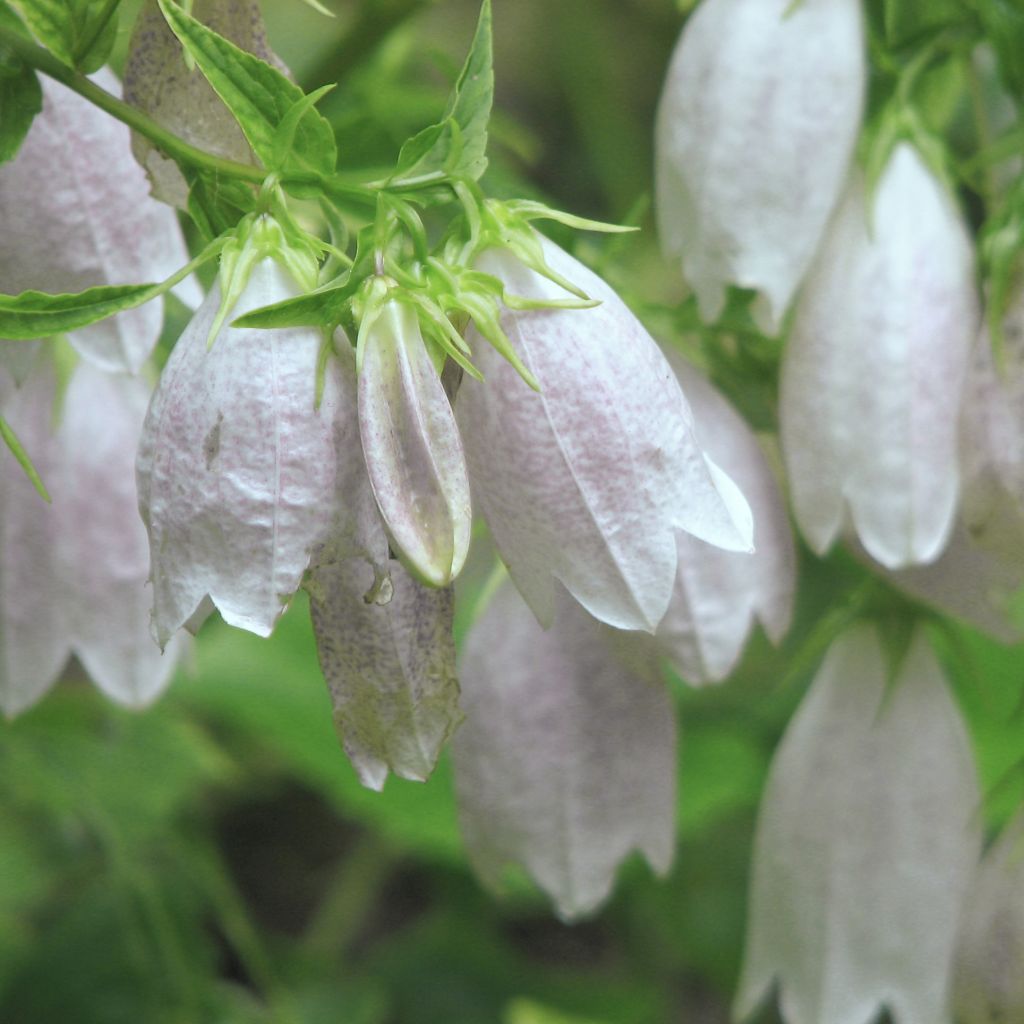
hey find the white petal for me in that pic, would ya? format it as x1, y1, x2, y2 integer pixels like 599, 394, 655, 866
0, 70, 196, 371
0, 364, 69, 716
137, 260, 341, 643
458, 238, 752, 633
358, 302, 471, 587
781, 144, 979, 569
452, 580, 677, 921
735, 623, 981, 1024
953, 811, 1024, 1024
655, 0, 865, 333
307, 557, 461, 791
655, 359, 796, 683
55, 361, 180, 706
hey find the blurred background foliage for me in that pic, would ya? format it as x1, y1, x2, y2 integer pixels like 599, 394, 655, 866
3, 0, 1024, 1022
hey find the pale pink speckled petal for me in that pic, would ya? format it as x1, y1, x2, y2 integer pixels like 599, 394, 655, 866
781, 144, 979, 569
0, 363, 69, 716
307, 557, 461, 791
735, 624, 981, 1024
137, 259, 342, 644
458, 238, 752, 633
655, 0, 865, 334
0, 70, 197, 371
452, 579, 677, 921
359, 301, 471, 587
55, 361, 181, 706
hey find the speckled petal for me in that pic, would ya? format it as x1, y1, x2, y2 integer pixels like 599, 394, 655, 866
781, 144, 978, 569
458, 238, 752, 633
0, 363, 69, 716
359, 301, 471, 587
55, 361, 180, 707
452, 579, 677, 921
0, 70, 197, 372
655, 0, 864, 334
735, 624, 981, 1024
137, 259, 342, 644
307, 557, 461, 791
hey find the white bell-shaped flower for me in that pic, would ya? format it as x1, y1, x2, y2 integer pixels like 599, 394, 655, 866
780, 143, 979, 569
0, 70, 198, 373
452, 578, 677, 921
953, 811, 1024, 1024
735, 622, 981, 1024
1, 356, 181, 716
655, 0, 865, 334
457, 237, 753, 634
137, 259, 342, 645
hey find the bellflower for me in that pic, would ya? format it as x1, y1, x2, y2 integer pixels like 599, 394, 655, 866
136, 256, 341, 645
655, 0, 864, 334
452, 578, 676, 921
0, 69, 198, 373
953, 812, 1024, 1024
735, 623, 981, 1024
613, 357, 795, 684
1, 356, 181, 716
780, 143, 979, 569
457, 237, 753, 634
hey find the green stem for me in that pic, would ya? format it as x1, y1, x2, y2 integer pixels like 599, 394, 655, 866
0, 22, 265, 185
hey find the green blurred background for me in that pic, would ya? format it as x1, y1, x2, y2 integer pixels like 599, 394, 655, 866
3, 2, 1024, 1022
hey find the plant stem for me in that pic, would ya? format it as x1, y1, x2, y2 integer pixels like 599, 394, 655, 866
0, 23, 265, 185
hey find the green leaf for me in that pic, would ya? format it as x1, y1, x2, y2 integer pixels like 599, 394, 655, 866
0, 414, 50, 501
156, 0, 336, 178
6, 0, 119, 71
186, 169, 255, 244
979, 0, 1024, 99
882, 0, 971, 45
232, 282, 353, 329
389, 0, 492, 186
0, 5, 41, 164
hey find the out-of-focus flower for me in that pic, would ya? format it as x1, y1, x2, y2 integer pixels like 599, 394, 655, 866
735, 622, 981, 1024
655, 0, 864, 334
0, 354, 181, 716
358, 297, 471, 588
0, 69, 198, 374
136, 256, 342, 645
307, 557, 461, 791
457, 237, 753, 634
124, 0, 285, 207
780, 143, 978, 570
613, 356, 795, 684
953, 811, 1024, 1024
452, 577, 676, 920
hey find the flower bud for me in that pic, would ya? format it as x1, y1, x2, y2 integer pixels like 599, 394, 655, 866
307, 556, 461, 791
736, 623, 981, 1024
953, 812, 1024, 1024
137, 258, 341, 645
458, 237, 753, 634
780, 143, 979, 569
453, 579, 676, 920
655, 0, 865, 334
1, 356, 181, 716
358, 298, 471, 588
0, 70, 198, 373
615, 357, 795, 684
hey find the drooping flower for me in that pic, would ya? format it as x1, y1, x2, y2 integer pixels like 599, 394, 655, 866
780, 143, 979, 569
611, 356, 795, 684
358, 296, 471, 588
953, 811, 1024, 1024
452, 577, 676, 920
457, 237, 753, 634
307, 556, 461, 791
655, 0, 865, 334
0, 69, 198, 373
136, 256, 342, 645
0, 354, 181, 716
735, 622, 981, 1024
